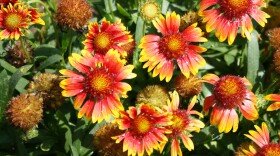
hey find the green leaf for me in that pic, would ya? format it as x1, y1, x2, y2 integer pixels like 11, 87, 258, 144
40, 139, 57, 152
117, 3, 131, 18
38, 54, 62, 71
133, 17, 145, 68
33, 45, 61, 57
8, 65, 33, 97
0, 70, 9, 123
0, 59, 17, 73
246, 30, 259, 86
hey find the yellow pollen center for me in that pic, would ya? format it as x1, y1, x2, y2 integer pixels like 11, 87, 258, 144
168, 38, 182, 51
93, 32, 111, 51
91, 75, 110, 92
134, 115, 152, 134
171, 114, 184, 129
220, 79, 239, 96
142, 2, 158, 19
160, 34, 186, 59
228, 0, 248, 8
5, 13, 21, 30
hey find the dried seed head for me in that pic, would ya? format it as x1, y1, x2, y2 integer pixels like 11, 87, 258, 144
263, 5, 280, 30
180, 11, 205, 32
273, 49, 280, 74
136, 84, 170, 108
27, 73, 65, 109
6, 94, 43, 131
93, 123, 126, 156
267, 27, 280, 50
55, 0, 93, 30
5, 40, 32, 68
174, 74, 202, 98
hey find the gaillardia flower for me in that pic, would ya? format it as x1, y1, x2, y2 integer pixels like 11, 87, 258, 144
161, 91, 205, 156
199, 0, 270, 45
0, 0, 18, 5
242, 122, 280, 155
202, 74, 258, 133
112, 104, 171, 156
139, 11, 207, 82
140, 0, 160, 21
83, 19, 133, 59
264, 94, 280, 111
60, 49, 136, 123
0, 3, 45, 40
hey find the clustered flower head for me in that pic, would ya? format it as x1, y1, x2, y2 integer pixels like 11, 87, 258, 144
6, 94, 43, 131
27, 73, 65, 109
139, 11, 207, 82
5, 39, 32, 67
139, 0, 160, 22
60, 49, 136, 123
202, 74, 258, 133
83, 19, 133, 59
55, 0, 93, 30
240, 122, 280, 155
199, 0, 270, 45
0, 2, 45, 40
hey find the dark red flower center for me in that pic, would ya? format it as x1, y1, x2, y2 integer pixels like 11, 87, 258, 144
4, 12, 22, 31
213, 75, 247, 109
219, 0, 252, 19
159, 33, 186, 60
93, 32, 113, 54
256, 143, 280, 156
131, 114, 154, 137
168, 110, 189, 136
85, 68, 114, 99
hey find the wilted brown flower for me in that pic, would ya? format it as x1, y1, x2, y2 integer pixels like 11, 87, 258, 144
120, 40, 136, 59
55, 0, 93, 30
174, 74, 202, 98
136, 84, 170, 108
267, 27, 280, 50
6, 94, 43, 131
5, 40, 32, 68
273, 49, 280, 74
93, 123, 126, 156
27, 73, 65, 109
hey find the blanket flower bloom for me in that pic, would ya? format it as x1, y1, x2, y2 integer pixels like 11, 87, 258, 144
202, 74, 258, 133
0, 0, 18, 5
59, 49, 136, 123
139, 11, 207, 82
160, 91, 205, 156
242, 122, 280, 155
199, 0, 270, 45
112, 104, 172, 156
264, 94, 280, 111
0, 3, 45, 40
83, 19, 133, 59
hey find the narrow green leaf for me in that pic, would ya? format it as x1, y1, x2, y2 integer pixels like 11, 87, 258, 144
117, 3, 131, 18
33, 45, 61, 57
0, 70, 9, 123
38, 54, 62, 71
0, 59, 17, 73
133, 17, 145, 68
8, 65, 33, 97
246, 30, 259, 86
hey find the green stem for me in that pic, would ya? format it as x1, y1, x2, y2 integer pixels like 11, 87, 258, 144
67, 31, 74, 58
108, 0, 116, 21
20, 37, 31, 63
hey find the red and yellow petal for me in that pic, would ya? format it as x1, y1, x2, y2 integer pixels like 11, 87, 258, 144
181, 133, 194, 151
239, 99, 259, 121
202, 74, 220, 85
171, 139, 182, 156
265, 94, 280, 101
267, 102, 280, 111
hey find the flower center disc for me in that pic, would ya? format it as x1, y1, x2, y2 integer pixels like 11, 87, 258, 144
132, 115, 152, 136
142, 2, 158, 19
93, 32, 112, 53
213, 75, 247, 109
5, 13, 22, 31
220, 0, 251, 19
85, 69, 113, 98
256, 143, 280, 156
169, 110, 188, 135
160, 34, 186, 60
